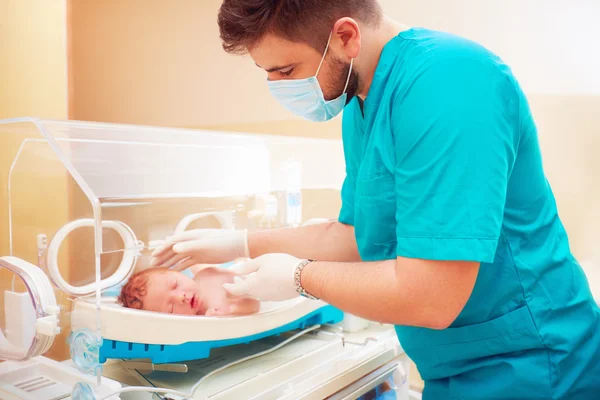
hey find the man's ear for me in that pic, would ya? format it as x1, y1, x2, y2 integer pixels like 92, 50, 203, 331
332, 17, 361, 59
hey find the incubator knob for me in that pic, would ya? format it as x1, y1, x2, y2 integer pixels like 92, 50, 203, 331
69, 329, 103, 376
72, 382, 96, 400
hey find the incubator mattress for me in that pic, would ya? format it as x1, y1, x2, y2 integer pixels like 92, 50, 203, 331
71, 297, 343, 363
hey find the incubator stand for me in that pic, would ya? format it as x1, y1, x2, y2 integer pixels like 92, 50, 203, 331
0, 118, 409, 400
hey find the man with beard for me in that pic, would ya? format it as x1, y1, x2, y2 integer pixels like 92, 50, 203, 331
151, 1, 600, 398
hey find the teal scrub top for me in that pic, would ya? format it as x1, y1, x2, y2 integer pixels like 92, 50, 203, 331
339, 28, 600, 399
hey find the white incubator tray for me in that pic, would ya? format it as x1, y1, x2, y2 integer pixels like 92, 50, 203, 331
71, 296, 344, 364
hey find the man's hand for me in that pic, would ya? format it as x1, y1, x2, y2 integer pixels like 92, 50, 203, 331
148, 221, 358, 273
149, 229, 249, 269
223, 253, 302, 301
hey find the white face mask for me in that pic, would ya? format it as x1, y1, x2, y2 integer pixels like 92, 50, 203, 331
267, 32, 354, 122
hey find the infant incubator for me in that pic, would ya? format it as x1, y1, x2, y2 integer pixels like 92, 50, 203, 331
0, 118, 409, 400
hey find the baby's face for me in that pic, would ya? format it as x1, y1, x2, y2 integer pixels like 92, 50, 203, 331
143, 270, 206, 315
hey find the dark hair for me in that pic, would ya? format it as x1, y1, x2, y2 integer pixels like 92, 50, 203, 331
217, 0, 383, 54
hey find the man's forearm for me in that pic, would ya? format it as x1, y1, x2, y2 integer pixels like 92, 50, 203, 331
301, 259, 415, 326
300, 257, 479, 329
248, 221, 360, 262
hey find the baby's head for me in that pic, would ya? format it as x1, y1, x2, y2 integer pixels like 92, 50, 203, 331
118, 268, 206, 315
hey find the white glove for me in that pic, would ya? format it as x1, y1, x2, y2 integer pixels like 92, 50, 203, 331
149, 229, 249, 270
223, 253, 302, 302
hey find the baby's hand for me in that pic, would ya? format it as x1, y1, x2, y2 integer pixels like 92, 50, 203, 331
205, 306, 230, 317
205, 298, 259, 317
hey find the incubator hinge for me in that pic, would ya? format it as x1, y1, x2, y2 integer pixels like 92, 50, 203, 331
35, 315, 61, 337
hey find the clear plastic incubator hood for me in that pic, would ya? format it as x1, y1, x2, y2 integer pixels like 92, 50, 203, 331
0, 117, 347, 399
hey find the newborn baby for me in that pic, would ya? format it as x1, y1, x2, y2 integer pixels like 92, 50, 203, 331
118, 266, 259, 317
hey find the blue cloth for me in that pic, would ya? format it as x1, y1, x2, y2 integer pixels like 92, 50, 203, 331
104, 282, 125, 298
180, 268, 195, 279
339, 28, 600, 399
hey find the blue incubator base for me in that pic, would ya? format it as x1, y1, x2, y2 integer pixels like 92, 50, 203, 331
99, 305, 344, 364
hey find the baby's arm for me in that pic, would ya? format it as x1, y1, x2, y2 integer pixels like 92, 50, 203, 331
205, 297, 260, 317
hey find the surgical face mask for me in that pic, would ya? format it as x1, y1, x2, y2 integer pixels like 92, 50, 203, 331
267, 33, 354, 122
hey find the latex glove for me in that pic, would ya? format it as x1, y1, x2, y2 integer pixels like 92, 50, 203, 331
223, 253, 302, 302
149, 229, 249, 270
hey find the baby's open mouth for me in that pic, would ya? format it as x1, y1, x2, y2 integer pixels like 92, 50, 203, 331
190, 294, 197, 309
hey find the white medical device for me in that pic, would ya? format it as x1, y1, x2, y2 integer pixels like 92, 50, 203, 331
0, 118, 409, 400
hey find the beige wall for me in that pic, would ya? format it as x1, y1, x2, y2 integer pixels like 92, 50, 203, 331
532, 95, 600, 259
70, 0, 300, 127
0, 0, 71, 361
0, 0, 69, 119
199, 118, 342, 140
